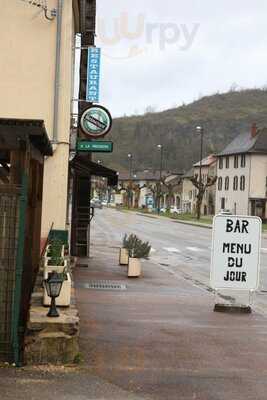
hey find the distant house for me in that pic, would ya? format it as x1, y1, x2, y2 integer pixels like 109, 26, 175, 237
182, 155, 217, 215
114, 170, 182, 208
215, 124, 267, 220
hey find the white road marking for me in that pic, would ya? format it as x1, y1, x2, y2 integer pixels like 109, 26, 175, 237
261, 248, 267, 253
163, 247, 181, 253
187, 246, 203, 252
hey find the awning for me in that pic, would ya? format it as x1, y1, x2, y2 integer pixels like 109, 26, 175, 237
70, 154, 118, 186
0, 118, 53, 157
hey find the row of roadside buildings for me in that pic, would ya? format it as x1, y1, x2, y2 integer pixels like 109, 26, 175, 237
113, 123, 267, 221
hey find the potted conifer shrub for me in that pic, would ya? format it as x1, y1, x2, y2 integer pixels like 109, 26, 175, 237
127, 236, 151, 278
119, 234, 135, 266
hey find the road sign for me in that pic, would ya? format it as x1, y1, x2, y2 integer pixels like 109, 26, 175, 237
77, 141, 113, 153
86, 47, 101, 103
80, 105, 112, 138
210, 215, 262, 291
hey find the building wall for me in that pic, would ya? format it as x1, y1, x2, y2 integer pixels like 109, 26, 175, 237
182, 178, 194, 213
0, 1, 76, 237
215, 154, 250, 215
249, 155, 267, 198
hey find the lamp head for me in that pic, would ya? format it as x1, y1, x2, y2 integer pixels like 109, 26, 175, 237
44, 271, 63, 298
196, 126, 203, 134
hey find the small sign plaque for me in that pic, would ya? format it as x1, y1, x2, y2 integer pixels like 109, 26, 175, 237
77, 141, 113, 153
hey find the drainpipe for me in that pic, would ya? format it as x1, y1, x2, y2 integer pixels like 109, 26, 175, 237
52, 0, 63, 144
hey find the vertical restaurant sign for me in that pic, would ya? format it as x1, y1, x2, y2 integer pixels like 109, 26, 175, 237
86, 47, 101, 103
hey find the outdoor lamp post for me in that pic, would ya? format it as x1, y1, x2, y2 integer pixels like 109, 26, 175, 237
127, 153, 133, 208
128, 153, 133, 179
196, 126, 204, 219
157, 144, 163, 214
44, 272, 63, 317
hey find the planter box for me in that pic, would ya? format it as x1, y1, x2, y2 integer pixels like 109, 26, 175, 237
45, 244, 65, 258
119, 248, 129, 266
43, 272, 71, 307
128, 257, 141, 277
43, 259, 68, 274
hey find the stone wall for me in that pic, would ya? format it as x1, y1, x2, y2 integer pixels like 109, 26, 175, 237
24, 267, 80, 365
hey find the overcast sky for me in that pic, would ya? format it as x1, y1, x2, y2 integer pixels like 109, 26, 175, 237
92, 0, 267, 118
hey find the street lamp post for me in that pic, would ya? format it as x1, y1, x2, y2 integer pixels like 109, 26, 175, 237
127, 153, 133, 208
128, 153, 133, 179
196, 126, 204, 220
157, 145, 163, 214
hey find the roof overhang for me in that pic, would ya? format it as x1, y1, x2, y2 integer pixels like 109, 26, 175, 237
73, 0, 80, 33
70, 155, 118, 186
0, 118, 52, 156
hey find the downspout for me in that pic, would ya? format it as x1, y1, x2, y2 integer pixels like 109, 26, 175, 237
52, 0, 63, 144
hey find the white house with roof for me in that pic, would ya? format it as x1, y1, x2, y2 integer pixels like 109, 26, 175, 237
215, 124, 267, 220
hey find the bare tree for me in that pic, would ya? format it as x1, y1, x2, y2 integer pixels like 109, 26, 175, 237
190, 175, 217, 220
118, 182, 146, 209
148, 181, 164, 210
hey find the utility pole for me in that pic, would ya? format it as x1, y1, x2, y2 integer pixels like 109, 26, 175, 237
127, 153, 133, 208
157, 144, 163, 215
196, 126, 204, 220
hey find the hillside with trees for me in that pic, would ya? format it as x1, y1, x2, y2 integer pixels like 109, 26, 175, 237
97, 89, 267, 173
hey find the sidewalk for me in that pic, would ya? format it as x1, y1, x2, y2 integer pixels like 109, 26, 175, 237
73, 238, 267, 400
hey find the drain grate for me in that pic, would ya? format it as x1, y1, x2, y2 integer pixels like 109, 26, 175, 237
77, 280, 127, 291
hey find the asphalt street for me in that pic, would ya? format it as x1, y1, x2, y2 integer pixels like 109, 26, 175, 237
92, 207, 267, 312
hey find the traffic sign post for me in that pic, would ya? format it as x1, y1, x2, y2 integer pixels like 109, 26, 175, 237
77, 141, 113, 153
210, 215, 262, 313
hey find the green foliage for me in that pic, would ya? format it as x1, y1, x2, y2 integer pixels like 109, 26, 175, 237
123, 233, 138, 251
73, 352, 83, 364
123, 234, 151, 259
47, 239, 64, 266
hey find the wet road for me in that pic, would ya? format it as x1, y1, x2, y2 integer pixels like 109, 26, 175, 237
92, 208, 267, 311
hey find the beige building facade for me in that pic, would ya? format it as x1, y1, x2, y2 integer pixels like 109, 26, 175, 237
0, 0, 79, 238
215, 126, 267, 220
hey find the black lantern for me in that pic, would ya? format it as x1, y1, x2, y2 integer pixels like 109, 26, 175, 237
44, 271, 63, 317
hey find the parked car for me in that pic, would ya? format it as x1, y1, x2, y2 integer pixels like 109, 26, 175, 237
101, 200, 108, 206
90, 199, 103, 209
220, 209, 232, 215
170, 206, 183, 215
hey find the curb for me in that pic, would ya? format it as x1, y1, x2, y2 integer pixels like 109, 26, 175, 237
115, 209, 267, 235
171, 220, 212, 229
136, 213, 158, 219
